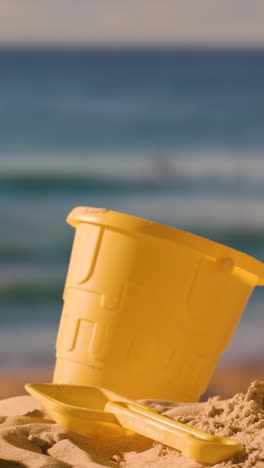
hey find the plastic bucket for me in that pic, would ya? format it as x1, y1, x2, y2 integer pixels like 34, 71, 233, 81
53, 206, 264, 401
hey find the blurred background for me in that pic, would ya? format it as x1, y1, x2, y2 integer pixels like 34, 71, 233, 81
1, 0, 264, 399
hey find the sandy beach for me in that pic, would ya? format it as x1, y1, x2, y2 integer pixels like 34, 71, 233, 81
1, 379, 264, 467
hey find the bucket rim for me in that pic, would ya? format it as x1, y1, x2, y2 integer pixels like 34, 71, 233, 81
67, 206, 264, 286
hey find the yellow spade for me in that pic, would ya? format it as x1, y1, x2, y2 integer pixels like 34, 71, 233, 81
26, 383, 244, 465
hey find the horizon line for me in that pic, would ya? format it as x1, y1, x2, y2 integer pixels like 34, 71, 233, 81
0, 41, 264, 51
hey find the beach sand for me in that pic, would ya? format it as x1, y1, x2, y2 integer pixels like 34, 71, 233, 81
1, 380, 264, 467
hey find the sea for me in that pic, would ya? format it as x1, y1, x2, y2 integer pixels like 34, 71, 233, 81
0, 47, 264, 372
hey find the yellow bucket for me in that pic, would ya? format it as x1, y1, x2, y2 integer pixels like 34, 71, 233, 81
53, 206, 264, 401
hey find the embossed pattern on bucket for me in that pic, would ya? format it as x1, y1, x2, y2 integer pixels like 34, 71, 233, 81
53, 206, 264, 401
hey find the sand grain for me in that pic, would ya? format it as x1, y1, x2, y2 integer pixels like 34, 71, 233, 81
1, 381, 264, 467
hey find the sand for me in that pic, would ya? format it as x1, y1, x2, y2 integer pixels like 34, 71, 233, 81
1, 381, 264, 467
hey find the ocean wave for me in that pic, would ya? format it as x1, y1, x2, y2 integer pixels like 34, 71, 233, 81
0, 325, 56, 369
1, 315, 264, 369
2, 191, 264, 264
0, 264, 64, 300
1, 219, 264, 303
1, 152, 264, 190
1, 221, 264, 260
115, 193, 264, 235
53, 95, 150, 116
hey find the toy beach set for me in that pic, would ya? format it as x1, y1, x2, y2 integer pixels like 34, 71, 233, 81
26, 205, 264, 464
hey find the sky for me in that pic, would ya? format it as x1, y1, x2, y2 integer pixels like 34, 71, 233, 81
0, 0, 263, 47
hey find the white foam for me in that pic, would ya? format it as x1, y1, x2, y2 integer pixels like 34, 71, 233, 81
1, 150, 264, 183
2, 190, 264, 240
116, 193, 264, 232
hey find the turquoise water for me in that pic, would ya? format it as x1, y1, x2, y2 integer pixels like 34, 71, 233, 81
1, 48, 264, 369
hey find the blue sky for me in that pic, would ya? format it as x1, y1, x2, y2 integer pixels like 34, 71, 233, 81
0, 0, 263, 46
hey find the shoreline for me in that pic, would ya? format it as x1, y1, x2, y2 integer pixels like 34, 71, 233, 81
0, 368, 53, 400
1, 363, 264, 401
